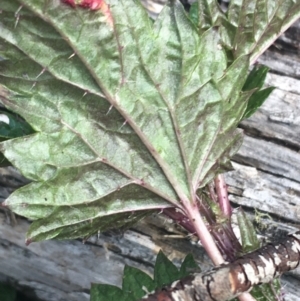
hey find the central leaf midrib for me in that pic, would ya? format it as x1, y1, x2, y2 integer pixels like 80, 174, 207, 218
171, 6, 195, 201
120, 1, 193, 202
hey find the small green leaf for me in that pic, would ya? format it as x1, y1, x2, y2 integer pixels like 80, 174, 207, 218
0, 110, 34, 139
90, 283, 133, 301
236, 208, 260, 254
242, 65, 275, 119
178, 253, 200, 278
154, 250, 180, 287
251, 279, 282, 301
243, 87, 275, 119
122, 266, 155, 300
188, 2, 198, 26
243, 65, 269, 91
0, 108, 35, 167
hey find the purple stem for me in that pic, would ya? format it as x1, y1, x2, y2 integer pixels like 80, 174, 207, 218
163, 207, 196, 234
211, 222, 242, 261
163, 178, 254, 301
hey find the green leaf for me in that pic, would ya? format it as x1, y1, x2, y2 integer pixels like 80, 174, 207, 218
236, 208, 260, 254
0, 106, 34, 167
90, 284, 133, 301
91, 252, 198, 301
251, 279, 282, 301
243, 86, 275, 119
0, 110, 34, 139
24, 184, 162, 242
243, 65, 269, 91
154, 250, 180, 287
0, 0, 253, 241
122, 266, 155, 300
242, 65, 275, 119
178, 253, 201, 278
188, 2, 199, 26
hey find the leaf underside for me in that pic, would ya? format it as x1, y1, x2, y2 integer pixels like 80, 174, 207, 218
0, 0, 298, 242
0, 0, 253, 242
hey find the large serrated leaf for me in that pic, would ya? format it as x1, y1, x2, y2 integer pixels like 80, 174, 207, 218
0, 0, 253, 241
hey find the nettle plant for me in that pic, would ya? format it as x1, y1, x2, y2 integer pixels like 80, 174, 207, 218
0, 0, 299, 300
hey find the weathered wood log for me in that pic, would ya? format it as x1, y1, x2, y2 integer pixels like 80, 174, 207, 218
1, 210, 300, 301
140, 232, 300, 301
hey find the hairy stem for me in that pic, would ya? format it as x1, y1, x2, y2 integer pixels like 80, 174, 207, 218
183, 200, 224, 266
182, 199, 258, 301
214, 174, 231, 217
211, 222, 242, 261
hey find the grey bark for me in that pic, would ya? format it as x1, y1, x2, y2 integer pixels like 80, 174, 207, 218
140, 233, 300, 301
1, 2, 300, 301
